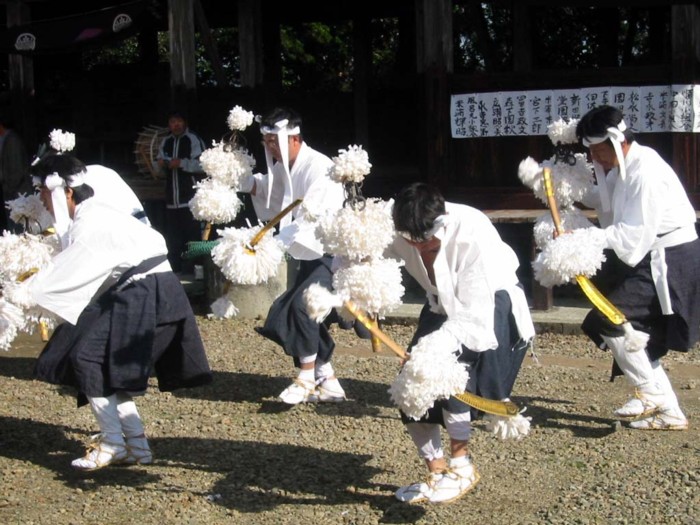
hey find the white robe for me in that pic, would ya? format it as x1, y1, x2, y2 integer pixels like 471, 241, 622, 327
249, 142, 344, 260
387, 202, 535, 352
579, 142, 697, 313
84, 164, 149, 225
29, 199, 170, 324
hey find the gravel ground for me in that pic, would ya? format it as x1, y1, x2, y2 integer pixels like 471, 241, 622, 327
0, 317, 698, 525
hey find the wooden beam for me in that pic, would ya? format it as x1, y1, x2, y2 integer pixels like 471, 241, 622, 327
193, 0, 227, 88
168, 0, 197, 107
238, 0, 263, 88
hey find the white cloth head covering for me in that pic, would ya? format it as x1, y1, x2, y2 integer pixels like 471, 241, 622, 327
581, 119, 628, 213
259, 118, 301, 227
43, 171, 85, 249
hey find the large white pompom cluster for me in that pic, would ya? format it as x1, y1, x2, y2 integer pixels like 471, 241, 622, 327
226, 105, 254, 131
533, 207, 596, 250
5, 193, 54, 234
306, 146, 404, 324
532, 227, 607, 287
316, 199, 394, 261
327, 145, 372, 184
388, 330, 470, 420
518, 156, 593, 209
189, 105, 256, 226
48, 129, 75, 153
332, 259, 405, 319
210, 225, 284, 286
189, 179, 242, 224
0, 232, 58, 349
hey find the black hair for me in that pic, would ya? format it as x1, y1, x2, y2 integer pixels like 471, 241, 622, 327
392, 183, 446, 241
167, 110, 188, 122
260, 107, 303, 139
576, 105, 635, 144
30, 154, 94, 202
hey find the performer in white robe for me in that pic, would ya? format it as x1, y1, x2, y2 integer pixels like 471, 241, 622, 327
576, 105, 698, 430
386, 183, 535, 504
28, 154, 212, 471
239, 107, 362, 404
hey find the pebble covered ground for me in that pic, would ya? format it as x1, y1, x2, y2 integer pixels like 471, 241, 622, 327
0, 318, 698, 525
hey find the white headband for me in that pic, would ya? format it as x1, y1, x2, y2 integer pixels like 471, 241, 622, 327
259, 118, 300, 222
582, 119, 628, 181
398, 214, 447, 242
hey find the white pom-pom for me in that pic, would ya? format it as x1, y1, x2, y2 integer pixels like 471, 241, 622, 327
484, 411, 532, 440
623, 323, 649, 353
388, 333, 469, 420
0, 299, 25, 350
209, 295, 239, 319
316, 199, 395, 261
0, 232, 55, 283
518, 157, 542, 189
533, 208, 596, 250
189, 179, 242, 224
211, 226, 284, 285
49, 129, 76, 153
547, 117, 579, 146
332, 258, 404, 317
226, 105, 254, 131
5, 194, 53, 233
532, 227, 607, 287
328, 145, 372, 184
303, 283, 343, 323
199, 142, 255, 187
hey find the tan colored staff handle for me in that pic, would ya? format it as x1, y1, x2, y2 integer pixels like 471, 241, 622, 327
343, 300, 406, 359
542, 167, 626, 325
202, 222, 213, 241
245, 198, 303, 254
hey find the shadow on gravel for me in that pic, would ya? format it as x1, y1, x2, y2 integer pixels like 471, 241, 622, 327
0, 415, 162, 488
153, 436, 427, 522
516, 396, 618, 437
0, 356, 36, 381
174, 370, 397, 412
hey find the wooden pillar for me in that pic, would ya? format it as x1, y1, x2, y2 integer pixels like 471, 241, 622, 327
415, 0, 452, 188
168, 0, 197, 111
671, 4, 700, 195
353, 14, 370, 147
512, 2, 532, 72
238, 0, 263, 88
6, 0, 36, 146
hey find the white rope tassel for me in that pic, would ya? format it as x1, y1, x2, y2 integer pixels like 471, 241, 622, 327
582, 120, 627, 181
623, 323, 650, 353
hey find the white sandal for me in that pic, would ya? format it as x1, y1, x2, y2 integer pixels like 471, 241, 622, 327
71, 434, 128, 471
124, 436, 153, 465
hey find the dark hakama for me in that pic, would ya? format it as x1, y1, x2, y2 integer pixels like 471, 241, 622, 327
400, 290, 529, 424
34, 261, 212, 404
582, 238, 700, 363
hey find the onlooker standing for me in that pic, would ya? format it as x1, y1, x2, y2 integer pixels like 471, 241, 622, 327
154, 110, 207, 273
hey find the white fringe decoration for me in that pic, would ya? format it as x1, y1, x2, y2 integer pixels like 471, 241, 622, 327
388, 331, 469, 420
198, 141, 255, 188
0, 299, 25, 350
518, 156, 542, 190
547, 117, 579, 146
211, 225, 284, 285
303, 283, 343, 323
48, 129, 75, 153
5, 193, 53, 233
532, 227, 607, 287
484, 411, 532, 440
188, 179, 242, 223
623, 323, 650, 353
533, 208, 596, 250
327, 145, 372, 184
226, 105, 254, 131
332, 258, 405, 318
208, 295, 239, 319
0, 232, 55, 283
316, 199, 395, 261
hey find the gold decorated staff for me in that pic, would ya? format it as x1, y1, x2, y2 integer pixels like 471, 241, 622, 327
343, 299, 521, 417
